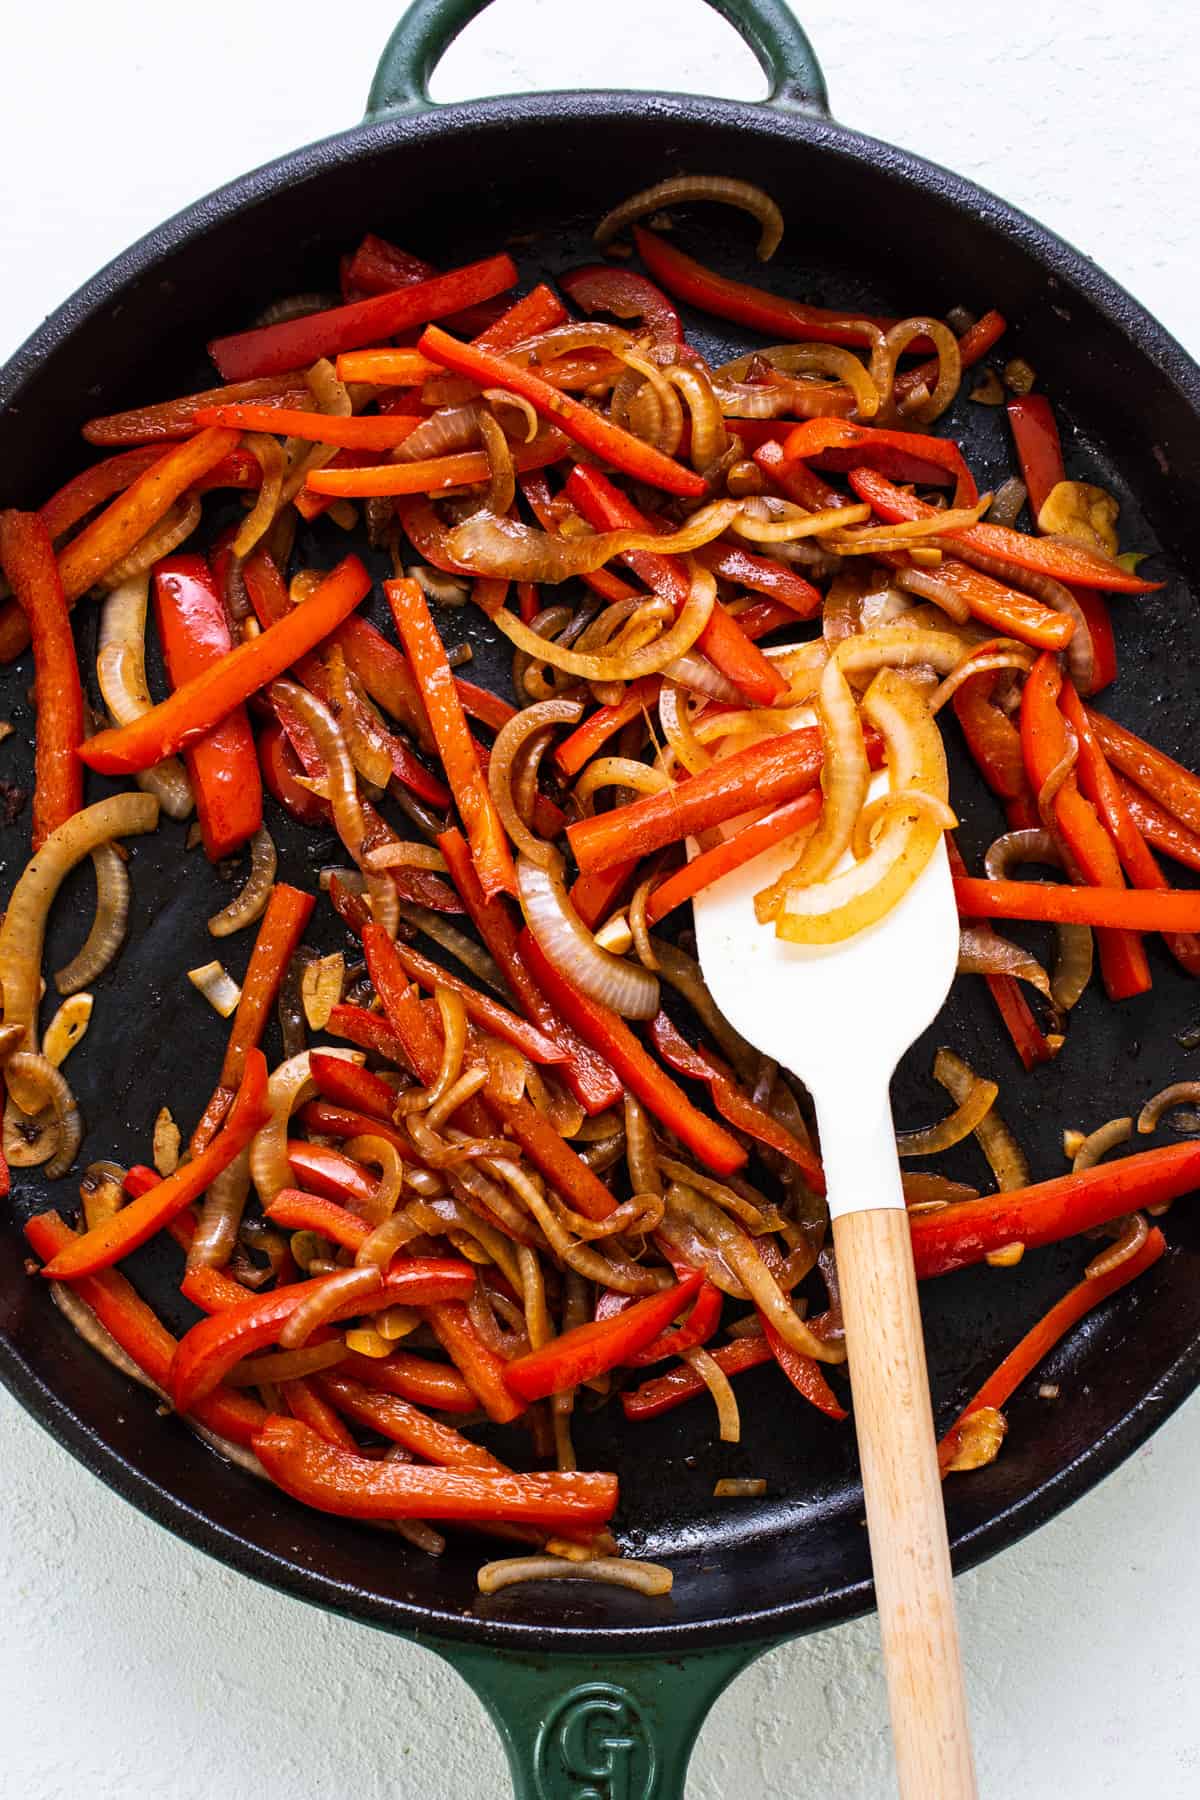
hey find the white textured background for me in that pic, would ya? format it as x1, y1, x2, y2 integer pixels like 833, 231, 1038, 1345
2, 4, 1199, 1795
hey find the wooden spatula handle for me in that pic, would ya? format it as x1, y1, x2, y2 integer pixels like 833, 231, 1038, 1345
832, 1205, 978, 1800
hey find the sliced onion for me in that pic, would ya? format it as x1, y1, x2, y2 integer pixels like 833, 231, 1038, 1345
483, 388, 539, 443
940, 543, 1097, 694
852, 789, 957, 859
1137, 1082, 1200, 1136
871, 317, 961, 423
278, 1266, 382, 1350
943, 1406, 1007, 1472
98, 494, 202, 591
658, 681, 712, 776
517, 853, 659, 1019
1072, 1114, 1133, 1172
233, 432, 285, 558
896, 1065, 999, 1157
665, 364, 728, 471
152, 1106, 181, 1176
987, 477, 1028, 528
573, 757, 671, 813
41, 993, 93, 1067
396, 902, 509, 997
5, 1051, 82, 1178
300, 953, 345, 1030
984, 827, 1093, 1010
595, 175, 783, 259
649, 938, 758, 1082
188, 961, 242, 1017
54, 843, 131, 995
97, 576, 194, 819
50, 1280, 163, 1394
477, 409, 516, 516
446, 501, 739, 583
207, 827, 276, 938
933, 1046, 1029, 1190
271, 679, 397, 935
487, 697, 583, 865
717, 344, 879, 419
477, 1555, 671, 1596
499, 563, 717, 685
714, 1478, 767, 1498
928, 643, 1033, 714
957, 924, 1052, 998
731, 497, 870, 545
0, 793, 158, 1102
395, 989, 469, 1117
327, 644, 395, 790
683, 1345, 741, 1442
249, 1048, 353, 1206
188, 1148, 251, 1271
396, 402, 483, 462
1085, 1211, 1150, 1280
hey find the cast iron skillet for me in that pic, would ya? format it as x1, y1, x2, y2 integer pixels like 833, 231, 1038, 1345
3, 2, 1200, 1792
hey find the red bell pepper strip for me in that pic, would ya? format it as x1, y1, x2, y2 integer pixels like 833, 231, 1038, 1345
334, 283, 568, 385
327, 1002, 413, 1070
82, 374, 313, 445
194, 404, 424, 449
559, 263, 683, 341
782, 417, 978, 508
24, 1211, 266, 1446
38, 445, 166, 538
386, 577, 516, 898
417, 323, 707, 499
289, 648, 452, 812
848, 465, 1160, 594
754, 437, 846, 512
341, 1348, 476, 1413
647, 1012, 825, 1191
319, 1373, 511, 1471
911, 1140, 1200, 1279
621, 1333, 844, 1422
425, 1299, 525, 1423
259, 719, 331, 825
1120, 777, 1200, 873
1059, 684, 1200, 975
388, 937, 566, 1065
331, 611, 433, 746
906, 555, 1076, 653
951, 673, 1031, 807
760, 1321, 849, 1421
171, 1257, 475, 1410
520, 931, 747, 1178
570, 862, 639, 932
946, 836, 1052, 1072
562, 464, 786, 704
633, 227, 901, 348
308, 1051, 399, 1121
305, 429, 567, 498
282, 1377, 358, 1450
286, 1142, 380, 1209
361, 922, 618, 1219
296, 1101, 410, 1158
436, 827, 622, 1115
1021, 652, 1150, 998
40, 1052, 270, 1281
81, 556, 371, 775
623, 1281, 723, 1367
1006, 394, 1118, 690
1086, 708, 1200, 838
954, 876, 1200, 933
267, 1187, 375, 1252
208, 254, 519, 381
152, 555, 263, 859
505, 1272, 704, 1401
938, 1226, 1166, 1472
554, 679, 661, 779
734, 599, 804, 640
568, 726, 824, 874
0, 511, 84, 849
645, 792, 822, 925
518, 472, 641, 608
252, 1414, 616, 1527
694, 541, 822, 614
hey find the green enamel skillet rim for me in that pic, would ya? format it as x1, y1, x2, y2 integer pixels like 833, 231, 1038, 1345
3, 3, 1200, 1795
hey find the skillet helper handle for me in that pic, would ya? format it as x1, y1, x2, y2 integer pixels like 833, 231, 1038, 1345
436, 1642, 763, 1799
823, 1086, 978, 1800
367, 0, 829, 118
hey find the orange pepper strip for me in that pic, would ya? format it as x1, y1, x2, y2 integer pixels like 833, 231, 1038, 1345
1086, 707, 1200, 837
645, 792, 822, 925
0, 511, 84, 848
385, 576, 516, 899
24, 1211, 266, 1447
953, 876, 1200, 933
416, 323, 707, 499
938, 1228, 1166, 1472
782, 416, 978, 508
170, 1258, 479, 1411
209, 253, 519, 381
80, 555, 371, 774
505, 1273, 704, 1402
1021, 652, 1149, 999
39, 1051, 271, 1280
848, 464, 1160, 595
1120, 777, 1200, 874
1060, 684, 1200, 976
341, 1348, 476, 1413
911, 1143, 1200, 1280
251, 1414, 617, 1527
622, 1333, 844, 1423
318, 1373, 511, 1469
388, 937, 565, 1066
554, 677, 661, 779
305, 428, 567, 497
194, 404, 424, 449
83, 374, 313, 444
424, 1301, 525, 1425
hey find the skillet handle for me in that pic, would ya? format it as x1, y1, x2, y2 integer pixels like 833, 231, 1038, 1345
434, 1640, 765, 1798
367, 0, 829, 118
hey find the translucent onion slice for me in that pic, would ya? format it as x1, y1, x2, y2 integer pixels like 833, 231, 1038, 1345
0, 793, 159, 1104
98, 494, 202, 592
42, 994, 93, 1067
55, 844, 131, 994
573, 757, 671, 813
956, 924, 1052, 999
871, 317, 962, 423
152, 1106, 181, 1176
498, 560, 717, 683
488, 697, 583, 865
716, 344, 879, 418
301, 953, 345, 1030
188, 1148, 251, 1271
1137, 1081, 1200, 1136
594, 175, 784, 260
249, 1048, 355, 1206
714, 1478, 767, 1498
896, 1063, 999, 1158
96, 576, 194, 819
658, 682, 712, 776
731, 497, 870, 545
5, 1051, 82, 1178
1085, 1211, 1150, 1280
188, 961, 242, 1017
233, 432, 285, 558
933, 1046, 1030, 1191
683, 1345, 741, 1442
1071, 1115, 1133, 1172
477, 1556, 673, 1596
517, 853, 659, 1020
278, 1266, 383, 1350
208, 827, 277, 938
445, 500, 739, 583
943, 1406, 1007, 1472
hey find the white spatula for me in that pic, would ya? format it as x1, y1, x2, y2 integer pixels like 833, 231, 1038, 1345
692, 797, 977, 1800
